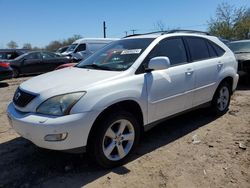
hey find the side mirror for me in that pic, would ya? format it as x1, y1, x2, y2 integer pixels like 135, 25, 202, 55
147, 56, 170, 71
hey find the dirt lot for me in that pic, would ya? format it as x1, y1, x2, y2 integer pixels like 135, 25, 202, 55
0, 76, 249, 188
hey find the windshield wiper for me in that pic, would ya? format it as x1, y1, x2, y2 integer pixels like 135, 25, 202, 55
80, 64, 113, 70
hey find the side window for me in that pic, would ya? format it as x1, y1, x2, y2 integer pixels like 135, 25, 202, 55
186, 37, 210, 61
42, 52, 55, 59
25, 52, 41, 60
75, 44, 86, 52
148, 38, 187, 66
206, 41, 218, 58
209, 41, 225, 57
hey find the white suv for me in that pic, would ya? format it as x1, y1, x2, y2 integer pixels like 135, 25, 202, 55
7, 31, 239, 168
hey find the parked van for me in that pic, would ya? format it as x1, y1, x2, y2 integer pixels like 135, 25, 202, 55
61, 38, 119, 61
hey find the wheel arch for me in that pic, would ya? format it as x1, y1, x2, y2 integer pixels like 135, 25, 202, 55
86, 100, 144, 147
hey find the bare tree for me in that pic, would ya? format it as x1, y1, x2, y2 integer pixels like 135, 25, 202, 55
208, 2, 250, 39
154, 20, 166, 31
7, 41, 18, 49
22, 43, 32, 49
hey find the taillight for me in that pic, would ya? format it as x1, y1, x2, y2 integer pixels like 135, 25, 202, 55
0, 62, 10, 68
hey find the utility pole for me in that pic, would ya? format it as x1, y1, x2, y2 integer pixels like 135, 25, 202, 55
131, 29, 137, 35
124, 31, 128, 37
103, 21, 107, 38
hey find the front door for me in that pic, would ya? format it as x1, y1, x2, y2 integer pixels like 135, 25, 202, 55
145, 37, 195, 123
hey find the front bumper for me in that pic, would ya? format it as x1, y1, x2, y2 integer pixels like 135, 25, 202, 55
7, 102, 98, 151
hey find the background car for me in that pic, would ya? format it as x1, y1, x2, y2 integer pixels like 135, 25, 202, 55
55, 46, 69, 54
7, 51, 72, 77
0, 49, 29, 60
0, 61, 13, 81
228, 40, 250, 75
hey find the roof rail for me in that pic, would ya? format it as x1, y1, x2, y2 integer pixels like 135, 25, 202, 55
124, 29, 210, 38
124, 31, 171, 38
166, 29, 210, 35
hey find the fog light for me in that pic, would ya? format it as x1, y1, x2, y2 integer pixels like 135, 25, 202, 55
44, 133, 68, 141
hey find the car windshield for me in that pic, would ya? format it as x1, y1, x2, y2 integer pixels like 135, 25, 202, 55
76, 38, 154, 71
66, 44, 78, 52
228, 41, 250, 53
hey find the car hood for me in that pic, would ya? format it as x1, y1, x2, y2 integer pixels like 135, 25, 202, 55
20, 67, 122, 96
235, 53, 250, 61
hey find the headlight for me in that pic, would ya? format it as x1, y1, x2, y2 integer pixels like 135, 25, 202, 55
36, 92, 86, 116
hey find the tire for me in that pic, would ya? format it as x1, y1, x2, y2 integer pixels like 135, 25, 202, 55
12, 68, 19, 78
88, 111, 141, 168
211, 81, 231, 116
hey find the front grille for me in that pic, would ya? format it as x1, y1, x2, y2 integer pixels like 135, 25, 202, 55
13, 88, 36, 107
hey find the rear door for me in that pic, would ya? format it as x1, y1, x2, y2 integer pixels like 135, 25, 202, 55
184, 37, 223, 106
145, 37, 195, 123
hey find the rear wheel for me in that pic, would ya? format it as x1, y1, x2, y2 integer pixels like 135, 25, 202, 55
211, 82, 231, 116
88, 111, 140, 168
12, 68, 19, 78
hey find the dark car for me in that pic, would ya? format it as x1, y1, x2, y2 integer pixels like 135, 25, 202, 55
0, 49, 29, 60
8, 51, 72, 77
0, 61, 13, 81
228, 40, 250, 75
56, 46, 69, 54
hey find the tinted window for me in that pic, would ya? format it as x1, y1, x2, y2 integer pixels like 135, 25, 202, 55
0, 52, 18, 59
206, 41, 218, 58
25, 52, 41, 59
146, 38, 187, 66
210, 42, 225, 56
42, 52, 57, 59
75, 44, 86, 52
186, 37, 210, 61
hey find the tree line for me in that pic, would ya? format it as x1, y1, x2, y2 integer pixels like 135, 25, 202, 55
6, 2, 250, 51
6, 35, 82, 51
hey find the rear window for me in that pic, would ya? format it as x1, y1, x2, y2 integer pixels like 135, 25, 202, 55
186, 37, 210, 61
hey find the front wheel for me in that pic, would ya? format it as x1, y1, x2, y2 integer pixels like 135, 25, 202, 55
89, 111, 141, 168
211, 82, 231, 116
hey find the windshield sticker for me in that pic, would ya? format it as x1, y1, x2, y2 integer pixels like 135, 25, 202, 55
121, 49, 142, 55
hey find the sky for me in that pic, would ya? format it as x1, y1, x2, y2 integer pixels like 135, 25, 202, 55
0, 0, 249, 48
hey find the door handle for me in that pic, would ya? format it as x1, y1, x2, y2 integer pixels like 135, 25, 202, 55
217, 61, 223, 69
185, 68, 194, 76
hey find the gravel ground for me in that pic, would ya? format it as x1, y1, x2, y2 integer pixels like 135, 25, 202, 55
0, 76, 249, 188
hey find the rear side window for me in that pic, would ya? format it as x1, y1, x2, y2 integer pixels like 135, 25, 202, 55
148, 38, 187, 66
186, 37, 210, 61
42, 52, 57, 59
206, 41, 218, 58
25, 52, 41, 60
209, 41, 225, 57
